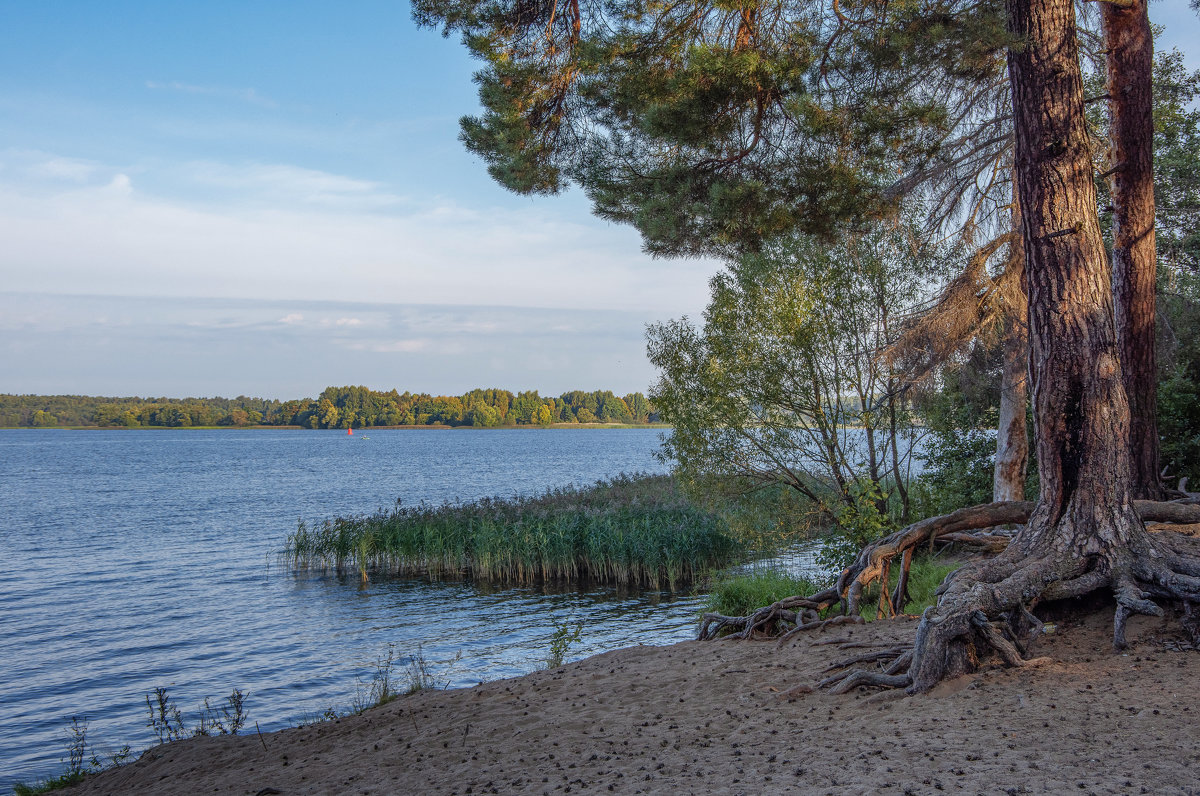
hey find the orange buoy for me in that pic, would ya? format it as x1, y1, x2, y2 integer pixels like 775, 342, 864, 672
348, 428, 353, 435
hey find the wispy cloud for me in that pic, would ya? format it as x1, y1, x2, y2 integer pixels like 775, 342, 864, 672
0, 149, 718, 315
145, 80, 278, 108
27, 156, 99, 182
175, 161, 402, 209
0, 293, 661, 398
351, 338, 433, 353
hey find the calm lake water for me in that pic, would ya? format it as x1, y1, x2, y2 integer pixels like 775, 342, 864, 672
0, 427, 744, 789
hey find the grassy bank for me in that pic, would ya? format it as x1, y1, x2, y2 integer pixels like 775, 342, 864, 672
704, 556, 960, 620
285, 474, 746, 588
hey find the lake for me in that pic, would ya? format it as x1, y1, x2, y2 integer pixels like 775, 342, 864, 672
0, 427, 738, 789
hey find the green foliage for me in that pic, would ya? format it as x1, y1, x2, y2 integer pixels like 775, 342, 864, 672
898, 558, 960, 615
12, 772, 88, 795
648, 219, 937, 524
1160, 281, 1200, 482
286, 474, 747, 589
704, 569, 820, 618
11, 716, 120, 794
416, 0, 1010, 258
854, 555, 961, 619
911, 340, 1036, 514
816, 481, 897, 573
0, 388, 656, 429
705, 554, 956, 624
912, 429, 997, 516
1150, 50, 1200, 276
544, 620, 583, 669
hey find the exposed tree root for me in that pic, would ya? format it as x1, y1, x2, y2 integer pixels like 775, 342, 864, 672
699, 499, 1200, 693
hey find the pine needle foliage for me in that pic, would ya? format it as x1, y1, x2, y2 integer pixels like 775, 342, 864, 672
414, 0, 1015, 258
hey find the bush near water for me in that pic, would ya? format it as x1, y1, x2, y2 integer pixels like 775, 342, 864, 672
286, 474, 745, 588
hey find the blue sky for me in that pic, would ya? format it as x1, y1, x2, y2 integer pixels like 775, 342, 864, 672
1, 1, 1198, 399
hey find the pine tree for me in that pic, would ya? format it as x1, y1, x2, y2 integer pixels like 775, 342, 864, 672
417, 0, 1200, 691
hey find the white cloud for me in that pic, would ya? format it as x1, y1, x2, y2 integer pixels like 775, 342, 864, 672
106, 173, 133, 196
0, 151, 718, 316
145, 80, 279, 108
354, 338, 432, 353
278, 313, 304, 324
175, 161, 401, 209
29, 156, 98, 182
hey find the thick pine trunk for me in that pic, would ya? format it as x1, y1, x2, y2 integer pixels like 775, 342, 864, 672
994, 183, 1029, 503
1004, 0, 1137, 546
905, 0, 1149, 694
1104, 0, 1161, 500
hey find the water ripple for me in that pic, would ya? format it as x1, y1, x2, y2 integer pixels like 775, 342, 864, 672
0, 428, 713, 789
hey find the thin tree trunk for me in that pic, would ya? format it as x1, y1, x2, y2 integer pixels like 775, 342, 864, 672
994, 179, 1030, 502
1104, 0, 1161, 500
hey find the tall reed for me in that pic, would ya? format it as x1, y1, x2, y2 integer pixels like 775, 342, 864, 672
285, 474, 744, 588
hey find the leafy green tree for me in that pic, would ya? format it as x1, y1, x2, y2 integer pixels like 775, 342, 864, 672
649, 219, 931, 522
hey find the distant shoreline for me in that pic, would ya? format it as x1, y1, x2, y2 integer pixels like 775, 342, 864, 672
0, 423, 672, 431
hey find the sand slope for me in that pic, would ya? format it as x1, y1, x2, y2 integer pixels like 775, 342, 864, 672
68, 608, 1200, 795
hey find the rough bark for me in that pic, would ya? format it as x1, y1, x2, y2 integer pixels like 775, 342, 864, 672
1104, 0, 1161, 500
900, 0, 1148, 694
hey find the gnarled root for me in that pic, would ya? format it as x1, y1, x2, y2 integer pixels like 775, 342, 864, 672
829, 541, 1200, 695
698, 589, 840, 641
701, 499, 1200, 694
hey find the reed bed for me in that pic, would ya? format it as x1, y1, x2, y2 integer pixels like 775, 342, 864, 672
285, 474, 745, 588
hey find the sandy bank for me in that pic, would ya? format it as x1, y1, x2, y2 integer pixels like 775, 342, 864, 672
68, 607, 1199, 795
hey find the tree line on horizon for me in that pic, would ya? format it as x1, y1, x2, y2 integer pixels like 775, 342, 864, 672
0, 387, 658, 429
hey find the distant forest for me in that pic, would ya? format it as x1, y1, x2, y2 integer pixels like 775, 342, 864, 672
0, 387, 658, 429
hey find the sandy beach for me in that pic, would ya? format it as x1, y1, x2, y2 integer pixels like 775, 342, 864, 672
67, 603, 1200, 795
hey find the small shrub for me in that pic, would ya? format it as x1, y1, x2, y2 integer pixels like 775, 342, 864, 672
816, 481, 896, 573
145, 687, 186, 744
403, 644, 443, 695
353, 643, 401, 712
544, 620, 583, 669
900, 557, 960, 615
11, 717, 98, 795
196, 689, 249, 736
856, 555, 961, 619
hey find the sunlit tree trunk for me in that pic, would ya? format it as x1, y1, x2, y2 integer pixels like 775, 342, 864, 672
1104, 0, 1161, 499
994, 179, 1030, 502
1004, 0, 1138, 545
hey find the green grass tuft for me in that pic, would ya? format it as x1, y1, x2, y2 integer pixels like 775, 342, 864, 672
703, 554, 960, 628
285, 474, 748, 589
856, 555, 961, 619
704, 568, 820, 618
12, 772, 88, 795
